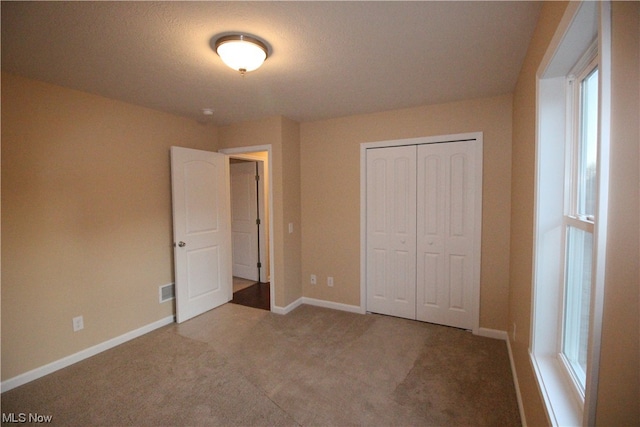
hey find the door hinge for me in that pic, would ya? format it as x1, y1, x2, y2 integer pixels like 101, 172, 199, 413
255, 174, 260, 181
257, 262, 262, 268
256, 218, 261, 225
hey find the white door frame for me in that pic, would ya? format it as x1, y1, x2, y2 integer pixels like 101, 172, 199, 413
220, 145, 274, 311
359, 132, 483, 334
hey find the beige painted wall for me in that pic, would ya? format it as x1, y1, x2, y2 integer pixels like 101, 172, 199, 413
218, 116, 302, 308
595, 2, 639, 424
280, 118, 302, 306
1, 73, 218, 380
300, 94, 513, 331
509, 1, 640, 425
508, 3, 568, 425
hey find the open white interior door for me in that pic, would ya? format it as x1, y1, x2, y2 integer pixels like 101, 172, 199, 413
171, 146, 231, 323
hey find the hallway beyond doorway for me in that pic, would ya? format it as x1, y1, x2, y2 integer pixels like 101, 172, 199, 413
232, 277, 270, 311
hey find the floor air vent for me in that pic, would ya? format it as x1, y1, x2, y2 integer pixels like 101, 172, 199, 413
159, 283, 175, 303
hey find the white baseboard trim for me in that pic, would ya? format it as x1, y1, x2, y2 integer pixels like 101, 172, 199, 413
1, 315, 175, 393
271, 298, 303, 315
507, 337, 527, 427
301, 297, 365, 314
476, 327, 509, 340
272, 297, 364, 315
474, 327, 526, 426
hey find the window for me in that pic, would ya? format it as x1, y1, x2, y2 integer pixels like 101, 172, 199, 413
531, 1, 610, 426
561, 61, 598, 395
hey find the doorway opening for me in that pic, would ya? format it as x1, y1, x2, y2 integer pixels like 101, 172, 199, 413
221, 146, 273, 311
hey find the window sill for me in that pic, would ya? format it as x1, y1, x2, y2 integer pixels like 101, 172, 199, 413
530, 351, 583, 426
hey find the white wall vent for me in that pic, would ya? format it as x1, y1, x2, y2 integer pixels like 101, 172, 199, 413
159, 283, 175, 303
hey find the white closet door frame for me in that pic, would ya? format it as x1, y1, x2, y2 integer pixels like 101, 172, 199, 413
359, 132, 483, 334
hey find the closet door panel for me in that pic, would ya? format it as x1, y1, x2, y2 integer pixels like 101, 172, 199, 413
416, 152, 446, 312
416, 141, 477, 329
366, 146, 417, 319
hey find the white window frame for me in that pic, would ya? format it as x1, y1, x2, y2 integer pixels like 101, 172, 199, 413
559, 53, 598, 398
530, 1, 611, 426
566, 53, 598, 222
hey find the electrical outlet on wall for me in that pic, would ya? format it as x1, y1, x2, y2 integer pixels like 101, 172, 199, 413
310, 274, 317, 285
73, 316, 84, 332
327, 276, 334, 287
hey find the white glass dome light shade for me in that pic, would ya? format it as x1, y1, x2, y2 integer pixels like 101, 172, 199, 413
215, 35, 268, 74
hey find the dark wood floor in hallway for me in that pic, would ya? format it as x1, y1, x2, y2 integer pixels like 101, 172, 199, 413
231, 281, 270, 311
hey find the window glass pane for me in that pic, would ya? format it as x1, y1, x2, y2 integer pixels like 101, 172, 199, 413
562, 226, 593, 391
577, 68, 598, 218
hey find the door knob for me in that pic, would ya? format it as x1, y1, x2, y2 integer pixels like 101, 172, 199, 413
178, 241, 186, 247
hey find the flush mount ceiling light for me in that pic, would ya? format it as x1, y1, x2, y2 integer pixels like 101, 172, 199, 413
214, 34, 268, 75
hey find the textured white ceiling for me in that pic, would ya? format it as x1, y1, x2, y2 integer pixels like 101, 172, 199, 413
1, 1, 541, 126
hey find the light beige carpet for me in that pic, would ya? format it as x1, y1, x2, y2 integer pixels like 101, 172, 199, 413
1, 304, 521, 426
